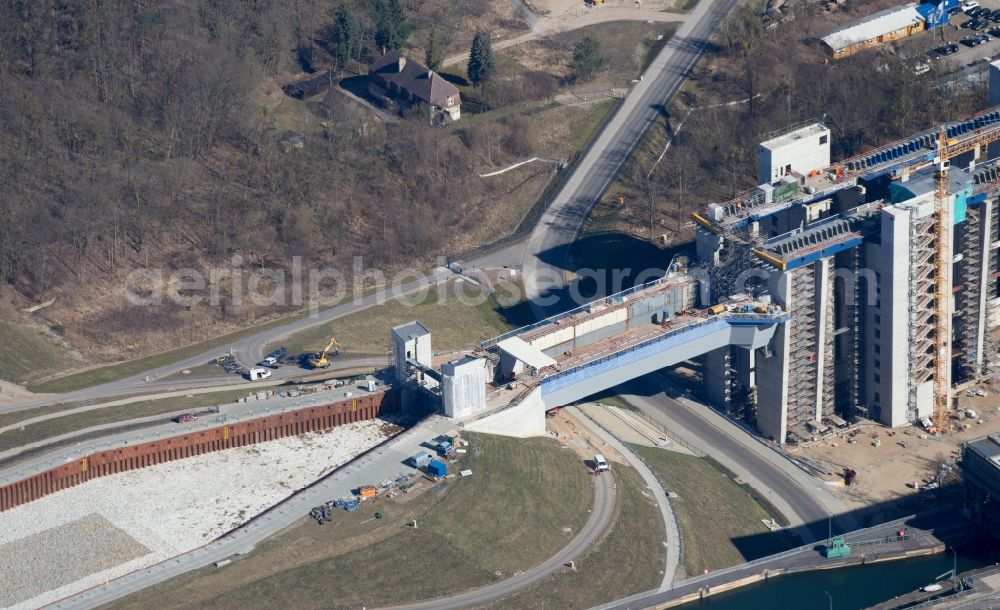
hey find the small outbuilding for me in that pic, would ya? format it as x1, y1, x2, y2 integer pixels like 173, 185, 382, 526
821, 4, 926, 59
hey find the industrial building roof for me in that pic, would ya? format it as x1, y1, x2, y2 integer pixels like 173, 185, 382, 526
760, 124, 829, 151
443, 355, 484, 372
967, 435, 1000, 461
496, 336, 558, 369
821, 5, 924, 53
391, 320, 430, 340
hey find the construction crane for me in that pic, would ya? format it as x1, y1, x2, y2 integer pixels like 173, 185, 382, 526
308, 336, 341, 369
932, 126, 952, 434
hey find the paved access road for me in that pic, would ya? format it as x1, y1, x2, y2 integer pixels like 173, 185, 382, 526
385, 471, 617, 610
4, 243, 526, 415
618, 375, 852, 542
521, 0, 739, 316
569, 406, 680, 590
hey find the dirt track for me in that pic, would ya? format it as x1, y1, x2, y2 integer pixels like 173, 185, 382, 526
443, 3, 688, 67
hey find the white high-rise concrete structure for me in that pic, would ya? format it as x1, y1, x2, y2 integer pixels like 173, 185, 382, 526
391, 321, 432, 382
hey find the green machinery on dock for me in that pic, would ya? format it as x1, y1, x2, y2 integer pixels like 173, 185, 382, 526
824, 536, 852, 558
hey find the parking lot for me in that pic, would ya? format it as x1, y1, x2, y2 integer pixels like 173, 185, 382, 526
914, 1, 1000, 75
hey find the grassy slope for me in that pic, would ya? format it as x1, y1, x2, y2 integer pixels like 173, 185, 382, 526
633, 445, 798, 576
277, 288, 512, 355
110, 433, 593, 610
27, 310, 315, 394
0, 321, 76, 384
486, 465, 665, 609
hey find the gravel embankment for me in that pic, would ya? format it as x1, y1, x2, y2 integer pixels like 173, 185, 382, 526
0, 514, 148, 607
0, 420, 391, 610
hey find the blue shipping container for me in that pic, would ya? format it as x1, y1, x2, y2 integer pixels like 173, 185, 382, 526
428, 460, 447, 477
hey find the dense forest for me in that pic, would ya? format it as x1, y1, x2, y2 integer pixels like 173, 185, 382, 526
0, 0, 517, 297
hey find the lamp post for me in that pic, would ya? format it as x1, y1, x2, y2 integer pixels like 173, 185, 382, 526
824, 590, 833, 610
950, 546, 957, 590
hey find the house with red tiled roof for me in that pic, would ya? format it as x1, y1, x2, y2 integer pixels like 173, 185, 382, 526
368, 50, 461, 122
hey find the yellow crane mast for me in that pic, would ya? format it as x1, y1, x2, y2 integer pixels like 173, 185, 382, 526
932, 126, 951, 434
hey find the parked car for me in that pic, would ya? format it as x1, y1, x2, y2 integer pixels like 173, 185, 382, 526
914, 62, 931, 75
963, 0, 980, 13
935, 43, 960, 55
176, 413, 198, 423
258, 356, 281, 368
975, 19, 991, 30
962, 36, 986, 46
962, 18, 977, 28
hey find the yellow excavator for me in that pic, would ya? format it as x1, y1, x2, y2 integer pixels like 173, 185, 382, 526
307, 336, 341, 368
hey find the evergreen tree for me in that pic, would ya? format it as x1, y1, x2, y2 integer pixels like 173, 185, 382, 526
331, 5, 360, 69
374, 0, 410, 52
425, 28, 443, 70
570, 36, 604, 82
467, 31, 494, 88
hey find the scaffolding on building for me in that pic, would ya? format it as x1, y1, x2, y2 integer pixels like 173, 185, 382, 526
705, 225, 764, 303
958, 203, 984, 382
787, 264, 819, 429
846, 248, 862, 416
907, 213, 937, 421
821, 262, 836, 419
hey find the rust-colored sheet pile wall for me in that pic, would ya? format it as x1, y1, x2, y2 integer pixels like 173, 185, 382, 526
0, 390, 399, 512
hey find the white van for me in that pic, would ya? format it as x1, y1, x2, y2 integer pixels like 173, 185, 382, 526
594, 454, 609, 472
248, 367, 272, 381
963, 1, 980, 12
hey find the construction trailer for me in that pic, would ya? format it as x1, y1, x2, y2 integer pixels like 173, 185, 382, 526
693, 64, 1000, 443
409, 452, 432, 469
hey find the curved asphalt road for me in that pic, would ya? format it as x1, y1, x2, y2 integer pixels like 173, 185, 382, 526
620, 375, 849, 542
385, 471, 617, 610
522, 0, 740, 316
